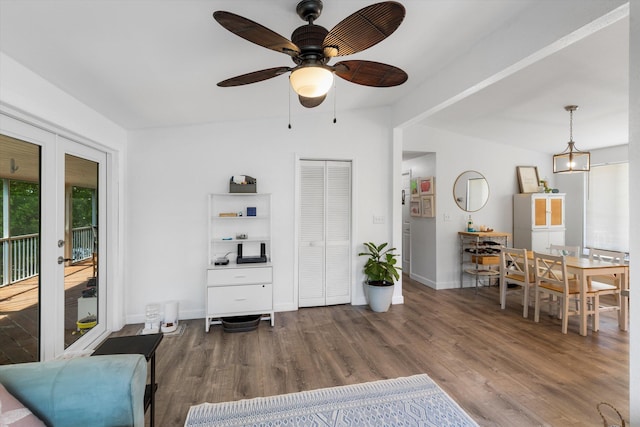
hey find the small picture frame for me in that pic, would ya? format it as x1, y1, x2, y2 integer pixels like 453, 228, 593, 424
516, 166, 540, 193
419, 176, 434, 195
421, 195, 435, 218
410, 200, 421, 217
410, 178, 419, 199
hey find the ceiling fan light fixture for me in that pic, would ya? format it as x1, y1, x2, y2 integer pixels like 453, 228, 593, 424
553, 105, 590, 173
290, 65, 334, 98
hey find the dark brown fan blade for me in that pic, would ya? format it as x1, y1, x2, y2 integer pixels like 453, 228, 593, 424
213, 11, 300, 57
334, 60, 407, 87
298, 94, 327, 108
323, 2, 405, 57
217, 67, 291, 87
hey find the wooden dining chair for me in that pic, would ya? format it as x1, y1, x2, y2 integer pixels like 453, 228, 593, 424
549, 244, 580, 256
549, 244, 580, 281
533, 252, 593, 334
588, 248, 626, 330
499, 247, 534, 318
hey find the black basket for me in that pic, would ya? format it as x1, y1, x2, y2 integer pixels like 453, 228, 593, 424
221, 315, 261, 333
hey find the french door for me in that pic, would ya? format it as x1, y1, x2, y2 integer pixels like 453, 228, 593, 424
56, 138, 106, 355
298, 160, 351, 307
1, 113, 107, 362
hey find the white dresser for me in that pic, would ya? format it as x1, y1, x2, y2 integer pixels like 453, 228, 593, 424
205, 264, 273, 332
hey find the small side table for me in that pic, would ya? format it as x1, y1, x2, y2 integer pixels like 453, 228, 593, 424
92, 333, 163, 427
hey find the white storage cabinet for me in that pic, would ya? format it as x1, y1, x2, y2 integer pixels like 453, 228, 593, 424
206, 193, 273, 332
513, 193, 565, 252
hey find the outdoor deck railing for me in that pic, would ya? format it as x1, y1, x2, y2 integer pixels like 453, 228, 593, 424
0, 226, 94, 286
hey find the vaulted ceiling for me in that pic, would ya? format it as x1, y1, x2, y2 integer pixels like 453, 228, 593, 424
0, 1, 629, 154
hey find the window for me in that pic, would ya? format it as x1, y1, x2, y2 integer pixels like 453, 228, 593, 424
585, 163, 629, 252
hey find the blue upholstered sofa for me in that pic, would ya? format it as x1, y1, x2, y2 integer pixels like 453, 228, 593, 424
0, 354, 147, 427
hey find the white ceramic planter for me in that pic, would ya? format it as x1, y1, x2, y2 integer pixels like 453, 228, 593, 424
365, 283, 394, 312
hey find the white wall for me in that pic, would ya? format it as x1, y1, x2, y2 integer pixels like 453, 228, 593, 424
402, 125, 551, 289
125, 107, 396, 322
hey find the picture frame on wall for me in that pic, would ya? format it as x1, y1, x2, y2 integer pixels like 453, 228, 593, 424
516, 166, 540, 193
419, 176, 434, 195
421, 195, 435, 218
410, 200, 421, 217
410, 178, 419, 199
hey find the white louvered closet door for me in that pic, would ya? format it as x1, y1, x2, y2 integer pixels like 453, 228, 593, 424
298, 160, 351, 307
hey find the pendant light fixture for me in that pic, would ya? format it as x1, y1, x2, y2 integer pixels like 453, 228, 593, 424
553, 105, 590, 173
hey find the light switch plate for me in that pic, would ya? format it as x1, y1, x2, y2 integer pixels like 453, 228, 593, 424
373, 215, 385, 224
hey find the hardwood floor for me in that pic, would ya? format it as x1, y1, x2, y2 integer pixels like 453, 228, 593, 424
109, 275, 629, 426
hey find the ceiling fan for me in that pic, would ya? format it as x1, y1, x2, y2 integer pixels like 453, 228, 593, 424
213, 0, 408, 108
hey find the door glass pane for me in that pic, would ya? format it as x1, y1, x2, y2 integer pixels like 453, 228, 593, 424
0, 135, 41, 364
64, 155, 98, 348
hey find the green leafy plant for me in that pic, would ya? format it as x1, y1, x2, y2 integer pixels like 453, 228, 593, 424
358, 242, 401, 286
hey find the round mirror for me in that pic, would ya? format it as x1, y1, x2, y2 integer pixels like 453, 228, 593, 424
453, 170, 489, 212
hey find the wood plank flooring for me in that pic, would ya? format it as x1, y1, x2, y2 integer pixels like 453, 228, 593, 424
109, 275, 629, 426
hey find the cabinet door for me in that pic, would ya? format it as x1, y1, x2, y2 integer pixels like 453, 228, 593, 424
547, 230, 565, 247
533, 197, 548, 228
531, 231, 549, 252
549, 196, 564, 227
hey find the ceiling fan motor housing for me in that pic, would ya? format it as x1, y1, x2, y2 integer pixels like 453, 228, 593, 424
291, 24, 329, 63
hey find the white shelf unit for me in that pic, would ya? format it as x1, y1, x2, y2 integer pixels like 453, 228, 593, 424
206, 193, 273, 332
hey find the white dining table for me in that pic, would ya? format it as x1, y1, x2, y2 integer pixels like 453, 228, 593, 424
564, 256, 629, 336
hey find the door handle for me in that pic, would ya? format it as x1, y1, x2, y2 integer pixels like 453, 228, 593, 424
57, 256, 72, 264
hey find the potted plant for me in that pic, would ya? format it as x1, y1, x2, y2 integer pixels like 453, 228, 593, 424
358, 242, 401, 312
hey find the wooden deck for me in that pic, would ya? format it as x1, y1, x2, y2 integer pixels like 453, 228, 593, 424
0, 260, 95, 364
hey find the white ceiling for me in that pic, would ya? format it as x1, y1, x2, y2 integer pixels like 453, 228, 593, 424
0, 1, 629, 154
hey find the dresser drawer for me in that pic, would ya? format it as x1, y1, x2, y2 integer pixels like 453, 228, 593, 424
207, 266, 272, 286
207, 284, 272, 314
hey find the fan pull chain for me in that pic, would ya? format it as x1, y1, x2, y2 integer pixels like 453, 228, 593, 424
288, 77, 292, 129
333, 80, 337, 124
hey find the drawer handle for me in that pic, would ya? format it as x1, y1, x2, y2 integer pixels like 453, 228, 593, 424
233, 275, 247, 279
234, 298, 247, 301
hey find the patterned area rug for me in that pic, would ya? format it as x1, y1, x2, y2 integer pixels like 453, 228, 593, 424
184, 374, 478, 427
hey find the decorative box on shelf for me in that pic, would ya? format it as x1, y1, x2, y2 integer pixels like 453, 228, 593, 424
229, 175, 257, 193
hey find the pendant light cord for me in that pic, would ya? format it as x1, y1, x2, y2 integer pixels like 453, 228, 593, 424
569, 108, 573, 142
